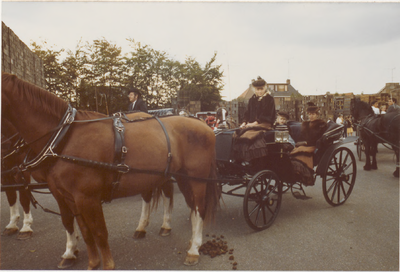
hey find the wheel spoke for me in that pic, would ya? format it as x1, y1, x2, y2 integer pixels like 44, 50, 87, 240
339, 150, 343, 168
343, 161, 353, 172
248, 201, 261, 217
330, 180, 338, 201
342, 152, 350, 168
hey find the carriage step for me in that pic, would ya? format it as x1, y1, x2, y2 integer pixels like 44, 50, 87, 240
292, 191, 312, 200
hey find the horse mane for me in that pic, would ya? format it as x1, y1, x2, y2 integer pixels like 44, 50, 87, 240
2, 73, 68, 118
356, 98, 374, 115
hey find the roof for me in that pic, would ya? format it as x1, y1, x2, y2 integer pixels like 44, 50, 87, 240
237, 81, 302, 101
237, 86, 254, 102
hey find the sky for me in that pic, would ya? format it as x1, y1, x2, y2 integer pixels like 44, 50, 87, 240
1, 1, 400, 101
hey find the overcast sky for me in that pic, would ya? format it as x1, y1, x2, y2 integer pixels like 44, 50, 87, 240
1, 1, 400, 100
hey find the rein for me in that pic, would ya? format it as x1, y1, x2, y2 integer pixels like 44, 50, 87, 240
355, 113, 400, 149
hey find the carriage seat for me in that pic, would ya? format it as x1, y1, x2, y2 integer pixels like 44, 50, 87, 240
286, 120, 343, 147
286, 121, 302, 143
316, 121, 343, 150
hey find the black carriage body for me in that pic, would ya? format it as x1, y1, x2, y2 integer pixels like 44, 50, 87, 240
215, 129, 295, 183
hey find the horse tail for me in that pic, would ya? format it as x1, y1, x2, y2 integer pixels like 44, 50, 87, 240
203, 155, 221, 225
151, 179, 174, 212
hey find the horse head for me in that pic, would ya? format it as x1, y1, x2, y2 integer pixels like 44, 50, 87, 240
216, 107, 228, 129
351, 98, 373, 122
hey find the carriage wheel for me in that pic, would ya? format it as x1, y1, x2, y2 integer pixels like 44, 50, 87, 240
322, 147, 356, 206
243, 170, 282, 231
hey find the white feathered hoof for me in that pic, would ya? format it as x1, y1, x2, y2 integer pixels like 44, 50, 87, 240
184, 254, 199, 266
2, 227, 18, 236
159, 228, 171, 237
133, 230, 146, 239
17, 231, 33, 240
58, 258, 77, 269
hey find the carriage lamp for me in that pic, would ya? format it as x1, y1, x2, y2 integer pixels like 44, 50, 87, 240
275, 131, 290, 143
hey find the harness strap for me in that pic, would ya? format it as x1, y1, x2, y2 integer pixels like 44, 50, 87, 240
103, 116, 128, 203
154, 116, 173, 177
22, 105, 77, 171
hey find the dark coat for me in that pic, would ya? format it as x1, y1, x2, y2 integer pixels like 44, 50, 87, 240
299, 119, 328, 146
128, 98, 148, 113
243, 94, 276, 124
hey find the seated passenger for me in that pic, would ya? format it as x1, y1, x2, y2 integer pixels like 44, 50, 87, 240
290, 102, 327, 186
232, 76, 276, 162
205, 112, 217, 128
274, 111, 295, 147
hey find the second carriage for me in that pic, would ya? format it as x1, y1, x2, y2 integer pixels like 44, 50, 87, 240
214, 121, 357, 231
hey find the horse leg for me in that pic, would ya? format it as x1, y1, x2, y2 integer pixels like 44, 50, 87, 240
363, 141, 372, 170
159, 181, 173, 237
182, 181, 208, 266
17, 188, 33, 240
3, 190, 20, 235
184, 207, 204, 266
371, 142, 378, 170
75, 197, 114, 270
50, 193, 80, 269
133, 191, 152, 239
393, 148, 399, 178
58, 219, 80, 269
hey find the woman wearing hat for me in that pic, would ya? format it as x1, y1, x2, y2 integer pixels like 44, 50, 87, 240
290, 102, 327, 186
128, 87, 148, 113
233, 76, 276, 163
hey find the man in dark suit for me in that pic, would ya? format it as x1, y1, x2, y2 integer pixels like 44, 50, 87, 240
127, 87, 148, 113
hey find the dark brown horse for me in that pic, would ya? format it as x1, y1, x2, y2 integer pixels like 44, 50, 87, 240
2, 118, 81, 268
351, 98, 400, 177
1, 73, 220, 269
1, 120, 34, 239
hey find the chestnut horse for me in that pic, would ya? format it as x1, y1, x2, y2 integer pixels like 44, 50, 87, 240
351, 98, 400, 177
1, 73, 220, 269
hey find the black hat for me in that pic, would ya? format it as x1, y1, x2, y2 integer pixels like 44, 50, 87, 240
128, 87, 142, 97
277, 111, 289, 120
306, 102, 319, 114
251, 76, 267, 87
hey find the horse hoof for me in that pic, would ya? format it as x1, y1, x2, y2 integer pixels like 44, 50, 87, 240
17, 231, 33, 240
393, 170, 399, 178
184, 254, 199, 266
371, 165, 378, 170
159, 228, 171, 237
2, 228, 18, 236
363, 165, 371, 171
58, 258, 76, 269
133, 231, 146, 239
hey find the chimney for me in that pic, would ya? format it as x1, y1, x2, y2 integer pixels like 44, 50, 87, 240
286, 79, 291, 85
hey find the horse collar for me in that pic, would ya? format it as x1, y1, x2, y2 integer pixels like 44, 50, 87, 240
21, 105, 77, 171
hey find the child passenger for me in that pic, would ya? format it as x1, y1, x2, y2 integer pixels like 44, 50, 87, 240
274, 111, 295, 147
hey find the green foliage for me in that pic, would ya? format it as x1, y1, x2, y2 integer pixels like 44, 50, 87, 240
30, 38, 224, 115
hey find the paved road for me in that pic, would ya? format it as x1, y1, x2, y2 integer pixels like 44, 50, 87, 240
1, 142, 398, 270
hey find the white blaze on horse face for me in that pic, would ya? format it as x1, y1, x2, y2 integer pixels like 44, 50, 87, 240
136, 199, 151, 232
222, 109, 227, 126
6, 203, 20, 230
187, 207, 203, 256
62, 226, 79, 259
20, 211, 33, 232
161, 192, 172, 230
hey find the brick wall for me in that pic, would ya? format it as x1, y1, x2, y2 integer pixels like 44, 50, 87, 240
2, 21, 45, 88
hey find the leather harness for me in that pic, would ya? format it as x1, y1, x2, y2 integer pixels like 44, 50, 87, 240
4, 106, 173, 203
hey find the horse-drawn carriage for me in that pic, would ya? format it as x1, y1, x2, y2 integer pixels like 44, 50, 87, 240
1, 73, 358, 269
214, 120, 357, 230
351, 98, 399, 177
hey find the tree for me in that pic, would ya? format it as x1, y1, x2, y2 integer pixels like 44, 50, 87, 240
31, 41, 68, 99
178, 53, 224, 111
